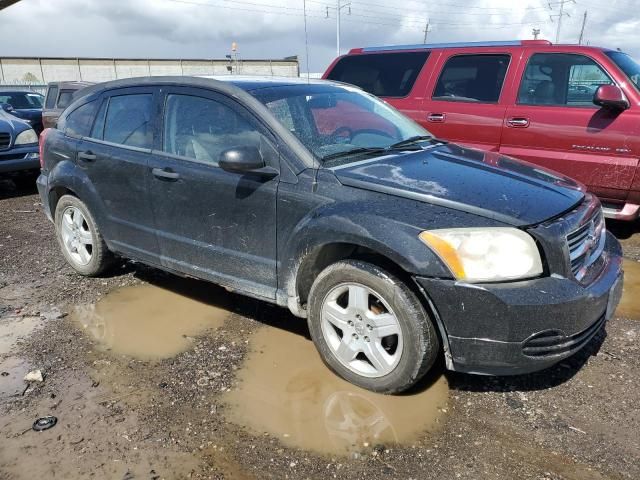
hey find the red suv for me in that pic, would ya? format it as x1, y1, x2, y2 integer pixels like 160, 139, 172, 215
324, 40, 640, 220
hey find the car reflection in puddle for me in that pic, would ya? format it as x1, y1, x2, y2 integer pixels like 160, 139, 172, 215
615, 259, 640, 320
71, 284, 228, 360
223, 327, 449, 455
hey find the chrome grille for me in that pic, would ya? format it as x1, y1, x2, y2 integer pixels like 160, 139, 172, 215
0, 132, 10, 150
567, 209, 605, 281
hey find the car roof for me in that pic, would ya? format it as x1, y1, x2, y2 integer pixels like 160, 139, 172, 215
0, 90, 43, 95
203, 75, 338, 91
73, 75, 344, 98
347, 40, 613, 54
47, 81, 94, 89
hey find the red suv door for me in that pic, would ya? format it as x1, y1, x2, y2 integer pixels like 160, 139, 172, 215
499, 49, 640, 207
420, 50, 514, 152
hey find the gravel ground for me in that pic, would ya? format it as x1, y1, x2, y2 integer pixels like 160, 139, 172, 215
0, 179, 639, 480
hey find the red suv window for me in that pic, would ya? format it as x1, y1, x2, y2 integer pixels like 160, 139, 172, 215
325, 51, 429, 98
517, 53, 613, 106
433, 54, 510, 103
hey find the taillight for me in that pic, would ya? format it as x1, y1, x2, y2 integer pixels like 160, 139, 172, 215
39, 128, 50, 169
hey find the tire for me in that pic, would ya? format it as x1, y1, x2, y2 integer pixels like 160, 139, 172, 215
54, 195, 113, 276
307, 259, 439, 394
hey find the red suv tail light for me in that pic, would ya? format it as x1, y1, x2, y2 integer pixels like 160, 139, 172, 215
39, 128, 51, 169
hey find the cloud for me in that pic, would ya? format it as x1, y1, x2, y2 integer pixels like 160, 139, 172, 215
0, 0, 638, 72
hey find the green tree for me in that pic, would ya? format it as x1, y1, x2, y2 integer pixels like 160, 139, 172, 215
21, 72, 40, 84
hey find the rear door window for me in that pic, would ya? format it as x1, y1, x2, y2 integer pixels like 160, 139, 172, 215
325, 51, 429, 97
65, 100, 99, 138
45, 86, 58, 109
56, 89, 75, 109
433, 54, 510, 103
518, 53, 613, 106
103, 94, 153, 149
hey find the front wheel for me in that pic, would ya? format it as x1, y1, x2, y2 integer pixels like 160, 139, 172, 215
307, 260, 440, 394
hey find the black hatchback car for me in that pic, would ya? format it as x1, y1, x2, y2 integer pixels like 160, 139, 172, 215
38, 76, 623, 393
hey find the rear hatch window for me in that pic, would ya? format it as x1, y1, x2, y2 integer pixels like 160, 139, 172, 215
326, 51, 429, 98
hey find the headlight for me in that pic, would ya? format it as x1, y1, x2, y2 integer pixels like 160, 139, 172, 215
14, 129, 38, 145
419, 227, 543, 282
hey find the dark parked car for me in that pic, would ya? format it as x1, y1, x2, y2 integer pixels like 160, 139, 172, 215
0, 90, 45, 134
0, 108, 40, 184
42, 81, 93, 130
38, 76, 623, 393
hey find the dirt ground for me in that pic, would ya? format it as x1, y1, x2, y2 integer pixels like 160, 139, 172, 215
1, 179, 639, 480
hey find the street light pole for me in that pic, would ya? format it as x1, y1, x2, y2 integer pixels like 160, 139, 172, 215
328, 1, 351, 56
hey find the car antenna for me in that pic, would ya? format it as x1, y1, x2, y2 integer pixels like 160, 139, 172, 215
303, 0, 311, 84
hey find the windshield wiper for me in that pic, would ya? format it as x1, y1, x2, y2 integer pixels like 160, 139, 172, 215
321, 135, 435, 162
387, 135, 434, 149
321, 147, 386, 161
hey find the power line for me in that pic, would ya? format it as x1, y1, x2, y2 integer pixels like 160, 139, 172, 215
549, 0, 575, 43
164, 0, 553, 33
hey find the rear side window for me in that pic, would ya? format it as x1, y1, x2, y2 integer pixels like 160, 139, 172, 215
57, 89, 75, 109
45, 86, 58, 109
103, 94, 153, 149
162, 94, 260, 165
326, 52, 429, 97
65, 100, 99, 138
518, 53, 613, 106
433, 54, 510, 103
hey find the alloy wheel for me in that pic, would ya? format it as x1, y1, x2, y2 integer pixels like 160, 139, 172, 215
320, 282, 403, 378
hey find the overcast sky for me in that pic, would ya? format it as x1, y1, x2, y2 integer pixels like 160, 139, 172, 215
0, 0, 638, 72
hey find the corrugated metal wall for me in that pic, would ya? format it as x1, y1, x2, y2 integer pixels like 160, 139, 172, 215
0, 57, 299, 84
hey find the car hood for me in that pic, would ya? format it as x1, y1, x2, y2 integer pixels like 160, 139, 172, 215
0, 110, 32, 135
11, 108, 41, 120
331, 143, 585, 227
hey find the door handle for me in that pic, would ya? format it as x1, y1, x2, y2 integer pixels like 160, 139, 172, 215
427, 113, 446, 123
152, 167, 180, 180
507, 117, 530, 128
78, 151, 96, 161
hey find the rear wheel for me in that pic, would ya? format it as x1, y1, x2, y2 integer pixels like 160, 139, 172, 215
307, 260, 439, 394
54, 195, 113, 276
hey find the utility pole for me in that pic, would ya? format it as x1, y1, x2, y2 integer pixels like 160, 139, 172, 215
532, 28, 541, 40
578, 10, 588, 45
549, 0, 575, 44
423, 19, 431, 43
326, 1, 351, 57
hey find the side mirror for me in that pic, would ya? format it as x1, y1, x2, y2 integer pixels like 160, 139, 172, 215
594, 85, 629, 111
219, 146, 266, 173
0, 103, 14, 113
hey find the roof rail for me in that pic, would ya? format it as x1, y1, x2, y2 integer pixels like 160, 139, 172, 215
359, 40, 551, 53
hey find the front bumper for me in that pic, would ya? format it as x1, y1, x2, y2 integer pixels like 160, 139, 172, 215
0, 145, 39, 174
416, 231, 623, 375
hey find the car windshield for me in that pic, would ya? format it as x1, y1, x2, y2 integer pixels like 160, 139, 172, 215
606, 51, 640, 91
250, 83, 432, 166
0, 92, 44, 109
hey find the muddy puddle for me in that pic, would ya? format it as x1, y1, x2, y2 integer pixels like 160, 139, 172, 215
71, 284, 229, 360
0, 314, 42, 399
615, 259, 640, 320
223, 327, 449, 456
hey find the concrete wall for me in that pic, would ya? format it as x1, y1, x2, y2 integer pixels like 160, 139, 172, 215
0, 57, 299, 84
